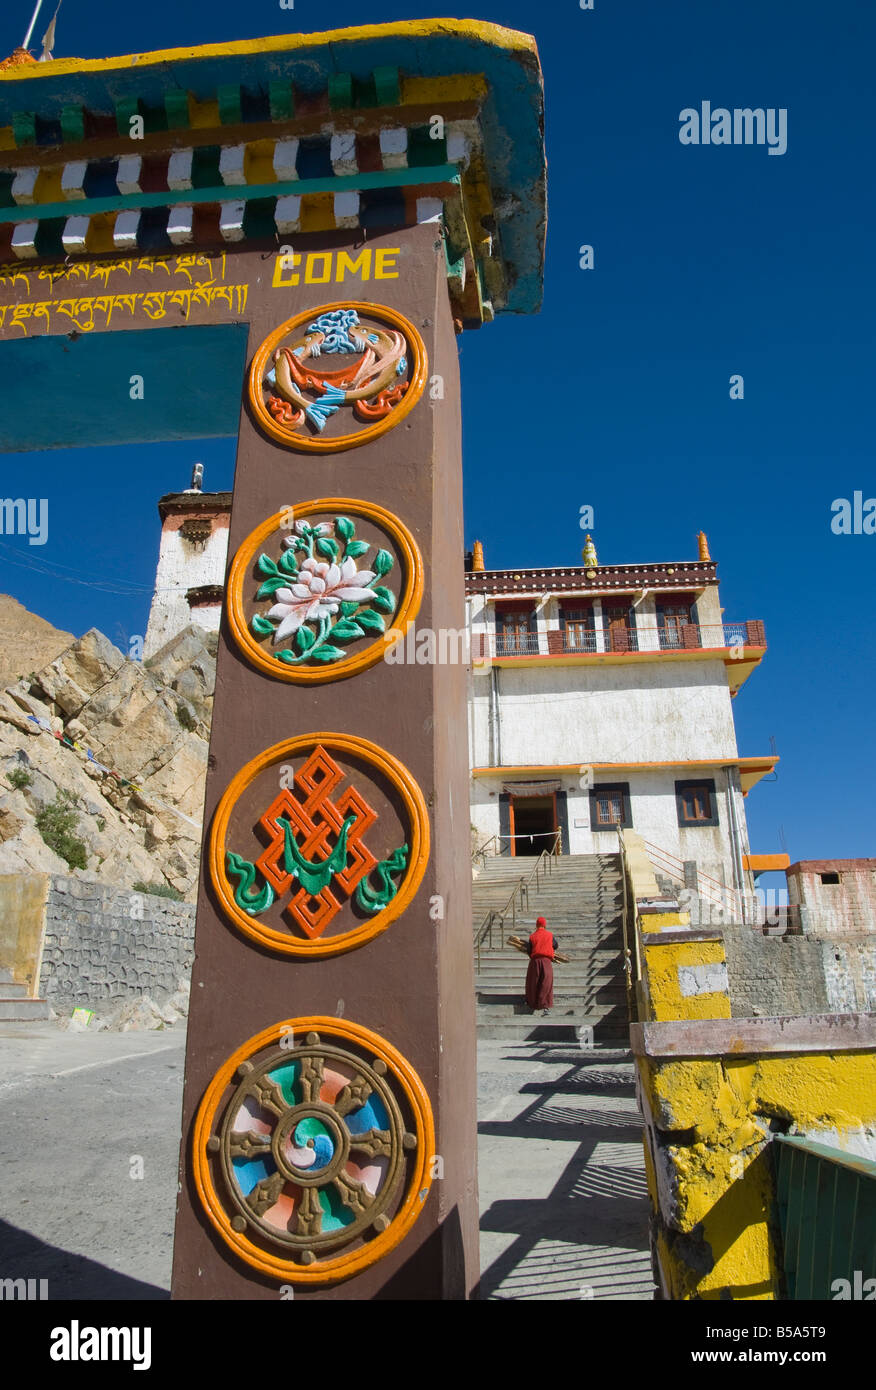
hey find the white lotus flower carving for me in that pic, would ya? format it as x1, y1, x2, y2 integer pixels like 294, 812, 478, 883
266, 556, 377, 644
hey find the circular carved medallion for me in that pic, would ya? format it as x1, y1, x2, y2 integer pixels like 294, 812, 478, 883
209, 732, 430, 957
248, 302, 427, 452
227, 498, 423, 683
193, 1018, 434, 1285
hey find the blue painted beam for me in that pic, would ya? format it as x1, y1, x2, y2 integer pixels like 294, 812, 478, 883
0, 166, 460, 225
0, 324, 249, 451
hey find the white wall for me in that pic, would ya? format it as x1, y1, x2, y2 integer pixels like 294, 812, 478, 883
144, 518, 230, 657
471, 766, 749, 890
469, 659, 739, 769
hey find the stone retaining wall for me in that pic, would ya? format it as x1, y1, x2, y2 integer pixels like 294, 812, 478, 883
38, 873, 195, 1009
722, 923, 876, 1017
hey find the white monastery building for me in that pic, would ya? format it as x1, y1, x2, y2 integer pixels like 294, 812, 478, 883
145, 477, 779, 901
464, 534, 776, 900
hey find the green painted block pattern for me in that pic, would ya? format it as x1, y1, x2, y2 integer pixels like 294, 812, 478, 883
328, 73, 353, 111
164, 90, 190, 130
373, 66, 401, 107
115, 97, 141, 137
217, 84, 242, 126
60, 105, 85, 143
12, 112, 37, 148
269, 80, 294, 122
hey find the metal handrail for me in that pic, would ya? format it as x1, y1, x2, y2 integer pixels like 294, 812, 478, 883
640, 835, 729, 909
617, 826, 641, 1022
474, 829, 561, 970
472, 834, 502, 867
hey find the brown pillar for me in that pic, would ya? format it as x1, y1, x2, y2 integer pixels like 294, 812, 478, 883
171, 223, 478, 1299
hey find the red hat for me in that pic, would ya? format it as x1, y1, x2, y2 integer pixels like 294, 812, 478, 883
536, 917, 547, 928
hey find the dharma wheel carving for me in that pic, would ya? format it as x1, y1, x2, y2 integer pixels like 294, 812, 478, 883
193, 1018, 434, 1284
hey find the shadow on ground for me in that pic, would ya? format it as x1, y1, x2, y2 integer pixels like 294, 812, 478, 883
0, 1219, 168, 1300
478, 1051, 655, 1300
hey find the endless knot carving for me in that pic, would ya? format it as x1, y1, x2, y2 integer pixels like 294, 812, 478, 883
212, 733, 430, 957
255, 745, 380, 939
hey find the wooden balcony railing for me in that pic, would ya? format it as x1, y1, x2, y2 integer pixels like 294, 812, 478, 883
476, 621, 766, 660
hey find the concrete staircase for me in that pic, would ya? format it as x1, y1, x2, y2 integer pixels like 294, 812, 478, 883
0, 968, 51, 1021
473, 854, 629, 1043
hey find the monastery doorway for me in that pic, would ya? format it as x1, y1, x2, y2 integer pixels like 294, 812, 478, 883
509, 793, 557, 857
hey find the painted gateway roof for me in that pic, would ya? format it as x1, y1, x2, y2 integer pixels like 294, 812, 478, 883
0, 20, 546, 324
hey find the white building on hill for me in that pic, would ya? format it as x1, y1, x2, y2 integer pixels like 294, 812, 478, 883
465, 535, 777, 900
144, 470, 231, 658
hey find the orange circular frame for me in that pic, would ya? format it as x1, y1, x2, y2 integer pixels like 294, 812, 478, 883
227, 498, 424, 684
247, 302, 428, 453
192, 1016, 435, 1285
209, 731, 430, 958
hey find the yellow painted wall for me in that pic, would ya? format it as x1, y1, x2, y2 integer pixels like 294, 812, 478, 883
0, 873, 49, 995
642, 937, 731, 1022
638, 1049, 876, 1299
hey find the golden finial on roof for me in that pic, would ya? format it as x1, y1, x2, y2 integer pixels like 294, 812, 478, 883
471, 540, 485, 572
582, 534, 598, 568
697, 531, 711, 561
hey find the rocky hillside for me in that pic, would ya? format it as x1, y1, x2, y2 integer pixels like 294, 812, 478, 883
0, 623, 215, 900
0, 594, 74, 690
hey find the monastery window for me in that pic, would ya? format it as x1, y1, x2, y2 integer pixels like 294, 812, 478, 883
819, 872, 841, 885
675, 779, 719, 827
561, 606, 596, 652
494, 602, 538, 656
658, 598, 697, 650
589, 782, 632, 830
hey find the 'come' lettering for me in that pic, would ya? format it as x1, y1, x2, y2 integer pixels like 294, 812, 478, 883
272, 249, 400, 288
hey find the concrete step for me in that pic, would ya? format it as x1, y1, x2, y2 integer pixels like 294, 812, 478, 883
0, 997, 51, 1021
474, 902, 621, 912
0, 981, 28, 998
476, 1012, 630, 1042
477, 965, 626, 979
487, 935, 625, 945
0, 968, 15, 985
478, 984, 628, 995
476, 997, 626, 1017
472, 889, 625, 900
476, 959, 623, 975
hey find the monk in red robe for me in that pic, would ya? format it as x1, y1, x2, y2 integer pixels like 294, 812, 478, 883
525, 916, 558, 1014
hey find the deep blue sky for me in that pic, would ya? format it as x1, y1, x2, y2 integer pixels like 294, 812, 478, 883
0, 1, 873, 870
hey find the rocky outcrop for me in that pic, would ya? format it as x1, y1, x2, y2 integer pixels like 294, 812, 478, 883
0, 594, 74, 691
0, 622, 216, 900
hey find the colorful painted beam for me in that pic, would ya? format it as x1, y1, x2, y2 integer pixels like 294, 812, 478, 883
0, 20, 545, 317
